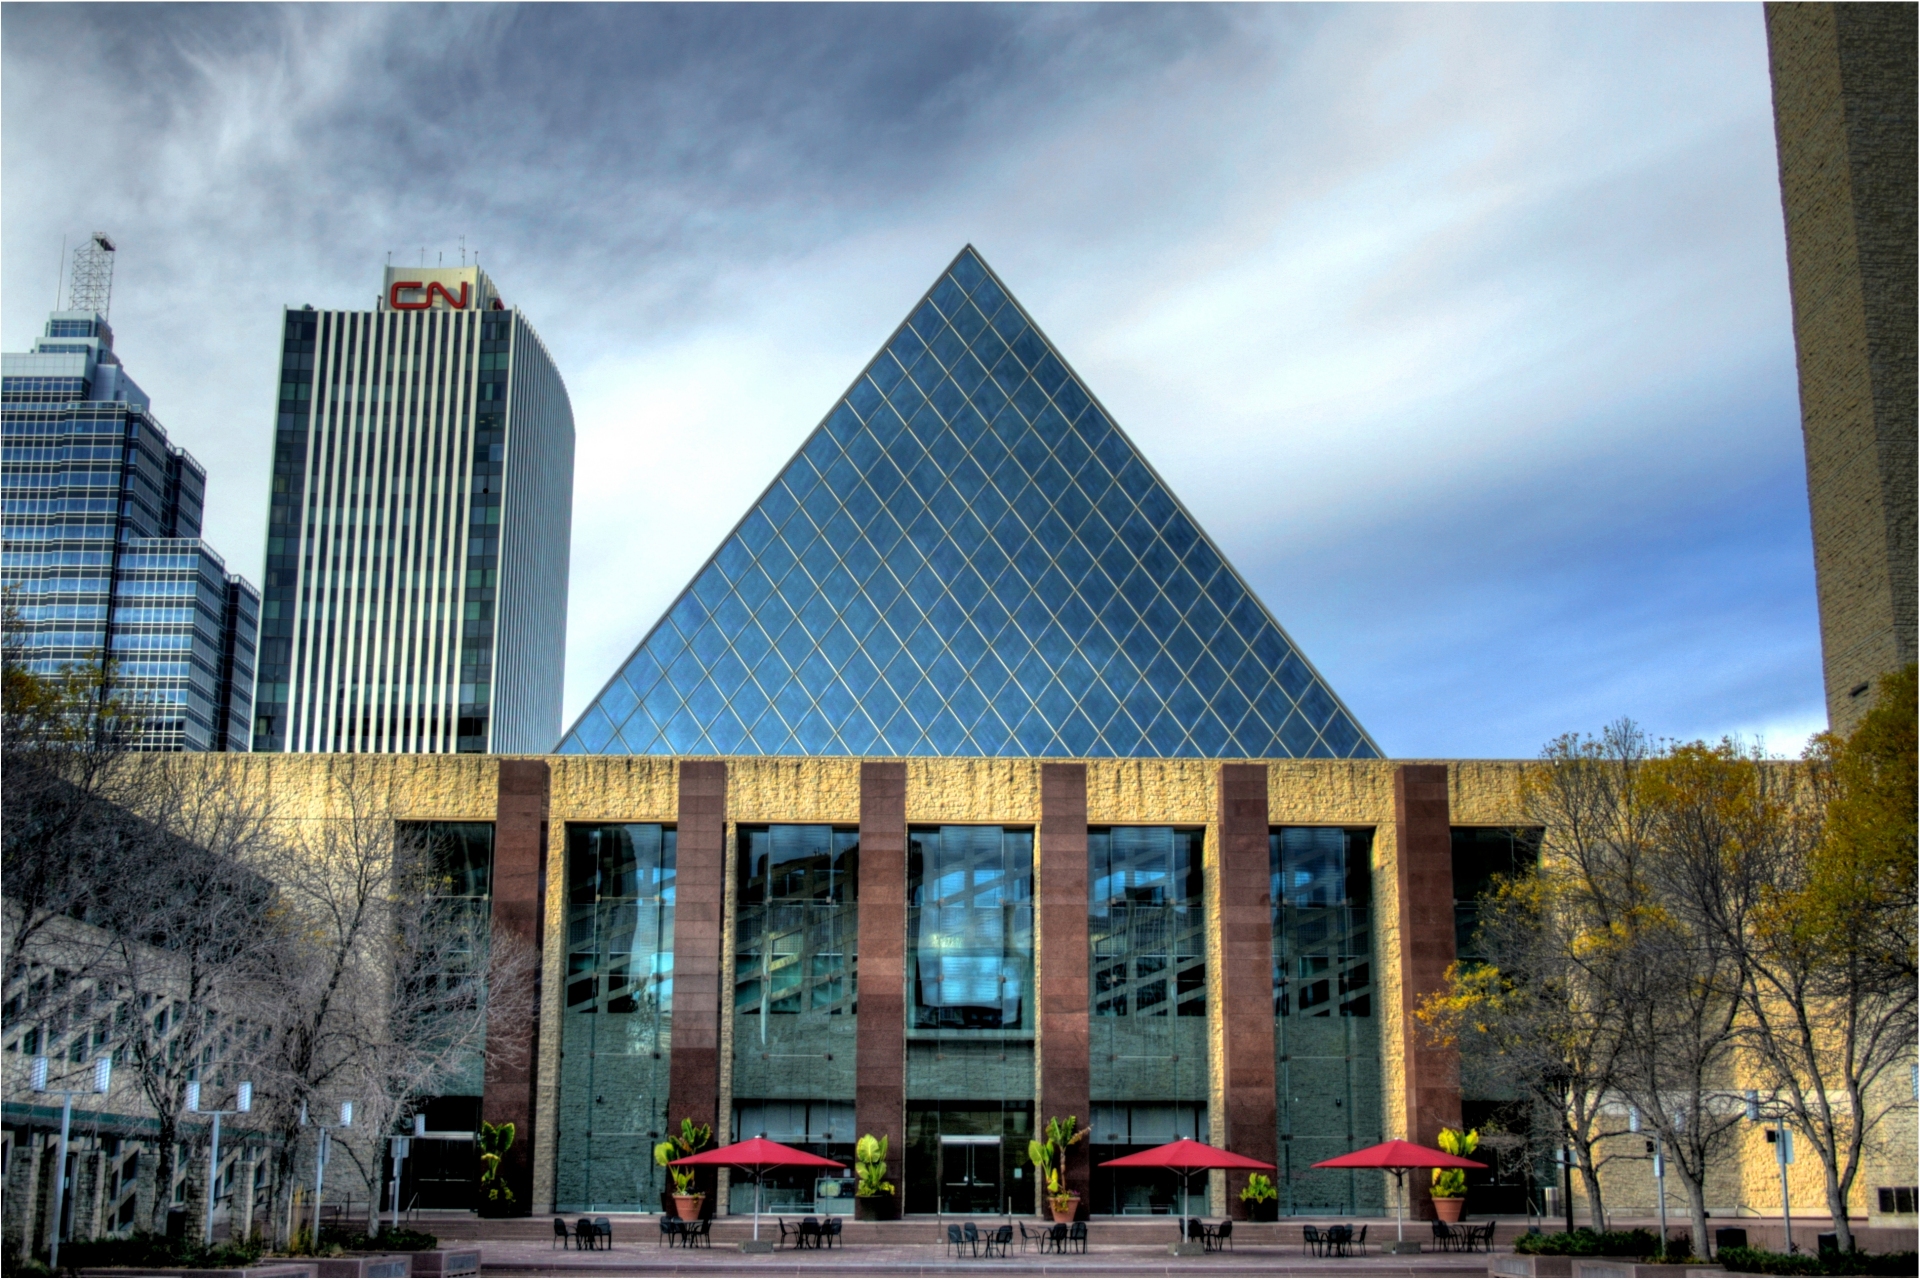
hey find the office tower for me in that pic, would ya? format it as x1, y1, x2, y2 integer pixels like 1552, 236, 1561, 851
2, 234, 258, 752
252, 264, 574, 754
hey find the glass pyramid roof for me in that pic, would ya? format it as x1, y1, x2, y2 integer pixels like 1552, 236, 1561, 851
560, 247, 1379, 759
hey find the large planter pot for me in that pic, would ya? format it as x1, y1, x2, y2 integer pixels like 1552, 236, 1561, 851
1433, 1196, 1466, 1222
1049, 1194, 1081, 1223
673, 1193, 706, 1220
854, 1195, 899, 1221
1241, 1198, 1279, 1222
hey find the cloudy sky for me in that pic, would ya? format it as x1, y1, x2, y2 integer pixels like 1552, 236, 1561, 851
2, 2, 1822, 758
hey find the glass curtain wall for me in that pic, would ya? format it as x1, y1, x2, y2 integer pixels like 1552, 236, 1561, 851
1087, 827, 1210, 1215
557, 824, 675, 1211
1451, 827, 1547, 1214
904, 826, 1034, 1215
729, 825, 859, 1213
392, 822, 493, 1210
1271, 828, 1384, 1215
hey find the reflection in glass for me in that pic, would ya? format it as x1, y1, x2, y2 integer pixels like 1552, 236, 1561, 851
908, 827, 1032, 1030
1088, 827, 1209, 1214
1271, 828, 1383, 1216
904, 826, 1034, 1214
731, 824, 858, 1189
395, 822, 495, 1102
557, 824, 675, 1211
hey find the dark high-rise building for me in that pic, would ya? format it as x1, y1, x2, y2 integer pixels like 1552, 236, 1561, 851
1, 234, 257, 751
252, 264, 573, 754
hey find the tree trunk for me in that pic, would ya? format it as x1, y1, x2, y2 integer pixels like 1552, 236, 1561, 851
148, 1119, 177, 1234
1574, 1147, 1606, 1231
1821, 1160, 1855, 1253
1674, 1165, 1710, 1261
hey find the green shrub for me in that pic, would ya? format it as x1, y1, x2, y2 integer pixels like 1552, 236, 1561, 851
60, 1230, 266, 1270
1512, 1228, 1662, 1257
315, 1224, 438, 1253
1718, 1246, 1920, 1277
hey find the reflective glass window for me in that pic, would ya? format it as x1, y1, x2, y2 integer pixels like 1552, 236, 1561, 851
731, 823, 858, 1205
1270, 827, 1382, 1216
556, 824, 675, 1211
1088, 827, 1209, 1216
908, 826, 1032, 1031
1449, 827, 1541, 964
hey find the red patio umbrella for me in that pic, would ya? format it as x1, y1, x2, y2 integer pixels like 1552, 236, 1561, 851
1100, 1138, 1276, 1241
1311, 1139, 1487, 1243
671, 1136, 846, 1242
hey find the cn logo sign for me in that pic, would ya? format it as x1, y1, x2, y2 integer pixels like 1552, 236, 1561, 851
389, 280, 469, 310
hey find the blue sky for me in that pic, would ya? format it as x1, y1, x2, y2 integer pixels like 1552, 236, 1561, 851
1, 3, 1823, 757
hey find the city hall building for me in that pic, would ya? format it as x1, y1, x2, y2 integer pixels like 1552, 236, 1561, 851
223, 249, 1558, 1222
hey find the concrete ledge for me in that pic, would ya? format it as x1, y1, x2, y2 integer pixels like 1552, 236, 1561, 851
315, 1256, 412, 1277
408, 1249, 481, 1277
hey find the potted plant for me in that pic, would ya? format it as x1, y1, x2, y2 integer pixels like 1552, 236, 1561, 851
1430, 1126, 1478, 1223
853, 1134, 898, 1220
477, 1120, 516, 1217
1239, 1172, 1279, 1221
1029, 1115, 1089, 1222
654, 1117, 714, 1220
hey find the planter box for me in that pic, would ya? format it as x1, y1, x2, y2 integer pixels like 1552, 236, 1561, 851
316, 1257, 412, 1277
1571, 1264, 1722, 1278
854, 1196, 898, 1221
1493, 1257, 1575, 1277
407, 1250, 480, 1278
77, 1268, 319, 1278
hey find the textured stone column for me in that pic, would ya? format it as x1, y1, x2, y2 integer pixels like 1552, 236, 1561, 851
1766, 1, 1918, 732
668, 761, 728, 1161
1217, 764, 1277, 1213
485, 759, 549, 1215
1393, 764, 1460, 1220
855, 762, 907, 1211
1038, 763, 1090, 1217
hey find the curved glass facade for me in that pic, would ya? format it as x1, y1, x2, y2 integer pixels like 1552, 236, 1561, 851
561, 247, 1377, 760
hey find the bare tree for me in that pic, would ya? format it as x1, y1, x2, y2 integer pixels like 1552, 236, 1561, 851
245, 765, 537, 1244
1418, 867, 1629, 1230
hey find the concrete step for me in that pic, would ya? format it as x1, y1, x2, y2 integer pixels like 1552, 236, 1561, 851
432, 1214, 1545, 1248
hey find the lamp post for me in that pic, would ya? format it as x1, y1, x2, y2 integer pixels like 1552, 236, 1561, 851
1651, 1137, 1669, 1259
30, 1055, 112, 1273
188, 1080, 253, 1245
1766, 1127, 1794, 1254
386, 1115, 426, 1235
300, 1100, 353, 1249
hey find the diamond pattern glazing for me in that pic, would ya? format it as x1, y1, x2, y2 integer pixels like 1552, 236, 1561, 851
561, 247, 1378, 759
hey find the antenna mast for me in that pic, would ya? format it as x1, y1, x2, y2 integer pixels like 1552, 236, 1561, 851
68, 232, 116, 317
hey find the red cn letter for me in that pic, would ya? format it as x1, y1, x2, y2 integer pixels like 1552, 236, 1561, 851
389, 281, 427, 310
426, 282, 471, 309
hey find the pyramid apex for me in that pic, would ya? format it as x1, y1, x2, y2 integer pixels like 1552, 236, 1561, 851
562, 255, 1376, 759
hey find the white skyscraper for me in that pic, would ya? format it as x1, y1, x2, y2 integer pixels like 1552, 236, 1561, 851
253, 264, 573, 753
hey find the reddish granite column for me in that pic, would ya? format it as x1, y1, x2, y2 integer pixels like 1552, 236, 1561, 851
1393, 764, 1460, 1220
668, 761, 728, 1176
485, 759, 549, 1215
1038, 763, 1090, 1217
1217, 764, 1276, 1214
855, 762, 908, 1212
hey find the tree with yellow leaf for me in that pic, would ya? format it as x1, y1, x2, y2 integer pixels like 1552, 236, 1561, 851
1721, 665, 1917, 1254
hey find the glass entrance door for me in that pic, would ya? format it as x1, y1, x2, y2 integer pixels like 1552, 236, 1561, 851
940, 1137, 1003, 1215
